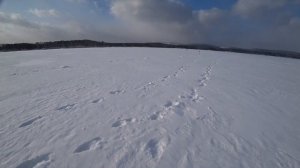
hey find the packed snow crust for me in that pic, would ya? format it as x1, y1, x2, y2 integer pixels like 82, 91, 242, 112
0, 48, 300, 168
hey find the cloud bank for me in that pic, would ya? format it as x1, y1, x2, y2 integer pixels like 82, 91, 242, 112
0, 0, 300, 52
109, 0, 300, 51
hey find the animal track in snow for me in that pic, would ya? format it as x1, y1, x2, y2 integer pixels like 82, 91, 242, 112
140, 82, 156, 91
173, 66, 186, 77
19, 116, 42, 128
74, 137, 105, 153
144, 137, 169, 160
16, 153, 51, 168
148, 100, 189, 121
61, 65, 71, 69
171, 101, 187, 116
147, 65, 213, 122
164, 101, 173, 108
188, 89, 204, 102
161, 75, 170, 82
181, 65, 213, 106
92, 98, 104, 103
197, 65, 212, 88
136, 66, 187, 93
112, 118, 137, 128
164, 101, 187, 116
110, 90, 125, 95
56, 104, 75, 111
149, 111, 165, 121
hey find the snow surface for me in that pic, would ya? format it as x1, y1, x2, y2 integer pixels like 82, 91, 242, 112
0, 47, 300, 168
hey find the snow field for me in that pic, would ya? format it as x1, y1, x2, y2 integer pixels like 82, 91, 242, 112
0, 48, 300, 168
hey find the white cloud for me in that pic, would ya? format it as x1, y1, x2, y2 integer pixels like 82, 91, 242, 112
110, 0, 200, 43
29, 9, 59, 18
111, 0, 193, 24
0, 11, 131, 44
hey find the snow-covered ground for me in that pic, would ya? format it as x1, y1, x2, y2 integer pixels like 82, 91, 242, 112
0, 48, 300, 168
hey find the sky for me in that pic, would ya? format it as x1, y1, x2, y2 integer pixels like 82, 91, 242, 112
0, 0, 300, 52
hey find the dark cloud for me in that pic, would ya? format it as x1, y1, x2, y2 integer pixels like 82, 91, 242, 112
234, 0, 286, 17
1, 0, 300, 52
110, 0, 300, 52
0, 12, 39, 29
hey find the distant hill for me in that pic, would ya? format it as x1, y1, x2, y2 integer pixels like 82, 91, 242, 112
0, 40, 299, 59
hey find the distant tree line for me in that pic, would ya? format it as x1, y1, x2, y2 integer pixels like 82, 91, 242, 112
0, 40, 299, 59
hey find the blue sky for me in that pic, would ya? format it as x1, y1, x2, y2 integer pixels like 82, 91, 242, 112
0, 0, 300, 51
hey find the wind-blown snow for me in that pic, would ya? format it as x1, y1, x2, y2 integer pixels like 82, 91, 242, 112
0, 48, 300, 168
